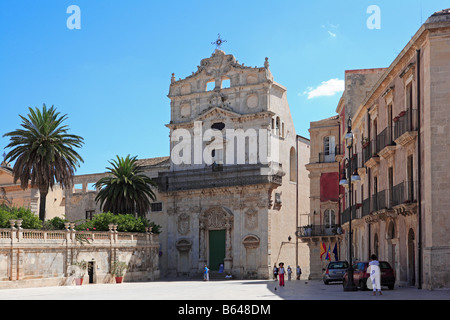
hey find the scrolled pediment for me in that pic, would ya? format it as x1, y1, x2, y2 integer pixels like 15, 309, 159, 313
242, 234, 260, 248
195, 106, 240, 122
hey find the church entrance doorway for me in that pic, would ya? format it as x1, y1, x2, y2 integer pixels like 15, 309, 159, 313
199, 207, 233, 273
209, 230, 226, 271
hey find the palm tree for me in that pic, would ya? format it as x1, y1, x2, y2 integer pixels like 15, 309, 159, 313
94, 155, 157, 217
3, 104, 84, 221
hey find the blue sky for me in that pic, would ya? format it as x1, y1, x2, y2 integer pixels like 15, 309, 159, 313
0, 0, 448, 175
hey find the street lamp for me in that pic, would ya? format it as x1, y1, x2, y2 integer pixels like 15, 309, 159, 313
341, 118, 359, 292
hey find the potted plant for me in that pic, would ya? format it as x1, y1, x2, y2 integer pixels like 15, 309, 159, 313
72, 260, 89, 285
111, 260, 128, 283
362, 137, 370, 149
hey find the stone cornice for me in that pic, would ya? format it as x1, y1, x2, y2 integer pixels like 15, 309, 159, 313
166, 108, 275, 129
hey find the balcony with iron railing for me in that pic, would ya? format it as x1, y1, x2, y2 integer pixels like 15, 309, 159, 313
318, 144, 344, 163
377, 126, 395, 151
362, 197, 370, 218
342, 206, 357, 225
392, 181, 417, 206
351, 152, 362, 171
394, 109, 418, 146
342, 152, 361, 172
362, 140, 372, 164
341, 180, 417, 225
357, 110, 417, 170
362, 126, 397, 166
371, 189, 387, 212
157, 163, 283, 192
394, 109, 417, 139
296, 224, 343, 238
341, 190, 386, 225
362, 138, 381, 168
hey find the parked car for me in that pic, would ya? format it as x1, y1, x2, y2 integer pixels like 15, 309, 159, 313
323, 261, 349, 284
342, 261, 395, 290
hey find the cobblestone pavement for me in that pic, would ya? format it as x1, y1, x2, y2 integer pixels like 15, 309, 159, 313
0, 278, 449, 300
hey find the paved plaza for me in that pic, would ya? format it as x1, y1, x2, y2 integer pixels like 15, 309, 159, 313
0, 278, 449, 300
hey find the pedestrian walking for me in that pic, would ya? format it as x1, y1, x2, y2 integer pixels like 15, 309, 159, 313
273, 263, 278, 281
296, 265, 302, 280
287, 265, 292, 281
367, 254, 382, 295
278, 262, 285, 287
203, 265, 209, 281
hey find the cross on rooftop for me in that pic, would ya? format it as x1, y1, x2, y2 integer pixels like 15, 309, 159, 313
211, 33, 227, 50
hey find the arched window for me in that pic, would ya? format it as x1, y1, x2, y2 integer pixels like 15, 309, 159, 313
289, 147, 296, 182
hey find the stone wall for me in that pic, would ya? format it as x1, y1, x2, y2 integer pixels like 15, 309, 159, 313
0, 224, 159, 288
64, 172, 109, 222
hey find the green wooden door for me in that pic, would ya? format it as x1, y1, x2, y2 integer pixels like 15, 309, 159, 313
209, 230, 226, 271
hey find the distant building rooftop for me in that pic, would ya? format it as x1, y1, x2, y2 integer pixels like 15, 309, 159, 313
425, 8, 450, 24
136, 156, 170, 168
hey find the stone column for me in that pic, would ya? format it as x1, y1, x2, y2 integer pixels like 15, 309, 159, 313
224, 219, 233, 271
16, 249, 23, 280
198, 222, 206, 270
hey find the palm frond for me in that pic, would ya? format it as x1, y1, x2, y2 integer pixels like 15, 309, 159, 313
94, 155, 157, 217
2, 104, 84, 220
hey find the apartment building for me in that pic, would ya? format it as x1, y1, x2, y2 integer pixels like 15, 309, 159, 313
301, 9, 450, 289
339, 9, 450, 289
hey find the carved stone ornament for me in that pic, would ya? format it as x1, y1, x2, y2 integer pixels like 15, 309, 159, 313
177, 213, 190, 235
166, 205, 177, 215
246, 94, 258, 109
242, 235, 260, 249
200, 207, 233, 230
176, 239, 192, 252
245, 208, 258, 230
206, 208, 227, 229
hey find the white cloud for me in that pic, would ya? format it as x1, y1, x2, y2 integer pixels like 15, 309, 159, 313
328, 31, 336, 38
301, 78, 345, 99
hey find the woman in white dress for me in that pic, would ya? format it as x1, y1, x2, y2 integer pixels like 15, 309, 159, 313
367, 254, 382, 295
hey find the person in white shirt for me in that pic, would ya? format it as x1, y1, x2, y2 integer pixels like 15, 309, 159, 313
367, 254, 382, 295
287, 265, 292, 281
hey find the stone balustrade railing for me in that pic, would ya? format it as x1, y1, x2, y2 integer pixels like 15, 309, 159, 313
0, 220, 156, 244
0, 220, 160, 288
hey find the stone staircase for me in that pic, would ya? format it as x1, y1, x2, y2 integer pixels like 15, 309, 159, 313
192, 271, 233, 281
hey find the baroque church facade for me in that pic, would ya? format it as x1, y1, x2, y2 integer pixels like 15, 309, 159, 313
65, 49, 310, 279
155, 49, 310, 279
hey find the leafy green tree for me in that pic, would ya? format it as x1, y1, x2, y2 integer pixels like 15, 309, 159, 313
74, 211, 161, 233
0, 205, 42, 229
2, 104, 84, 221
94, 155, 157, 218
42, 216, 69, 230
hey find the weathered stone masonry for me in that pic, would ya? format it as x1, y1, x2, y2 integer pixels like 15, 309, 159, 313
0, 223, 159, 288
